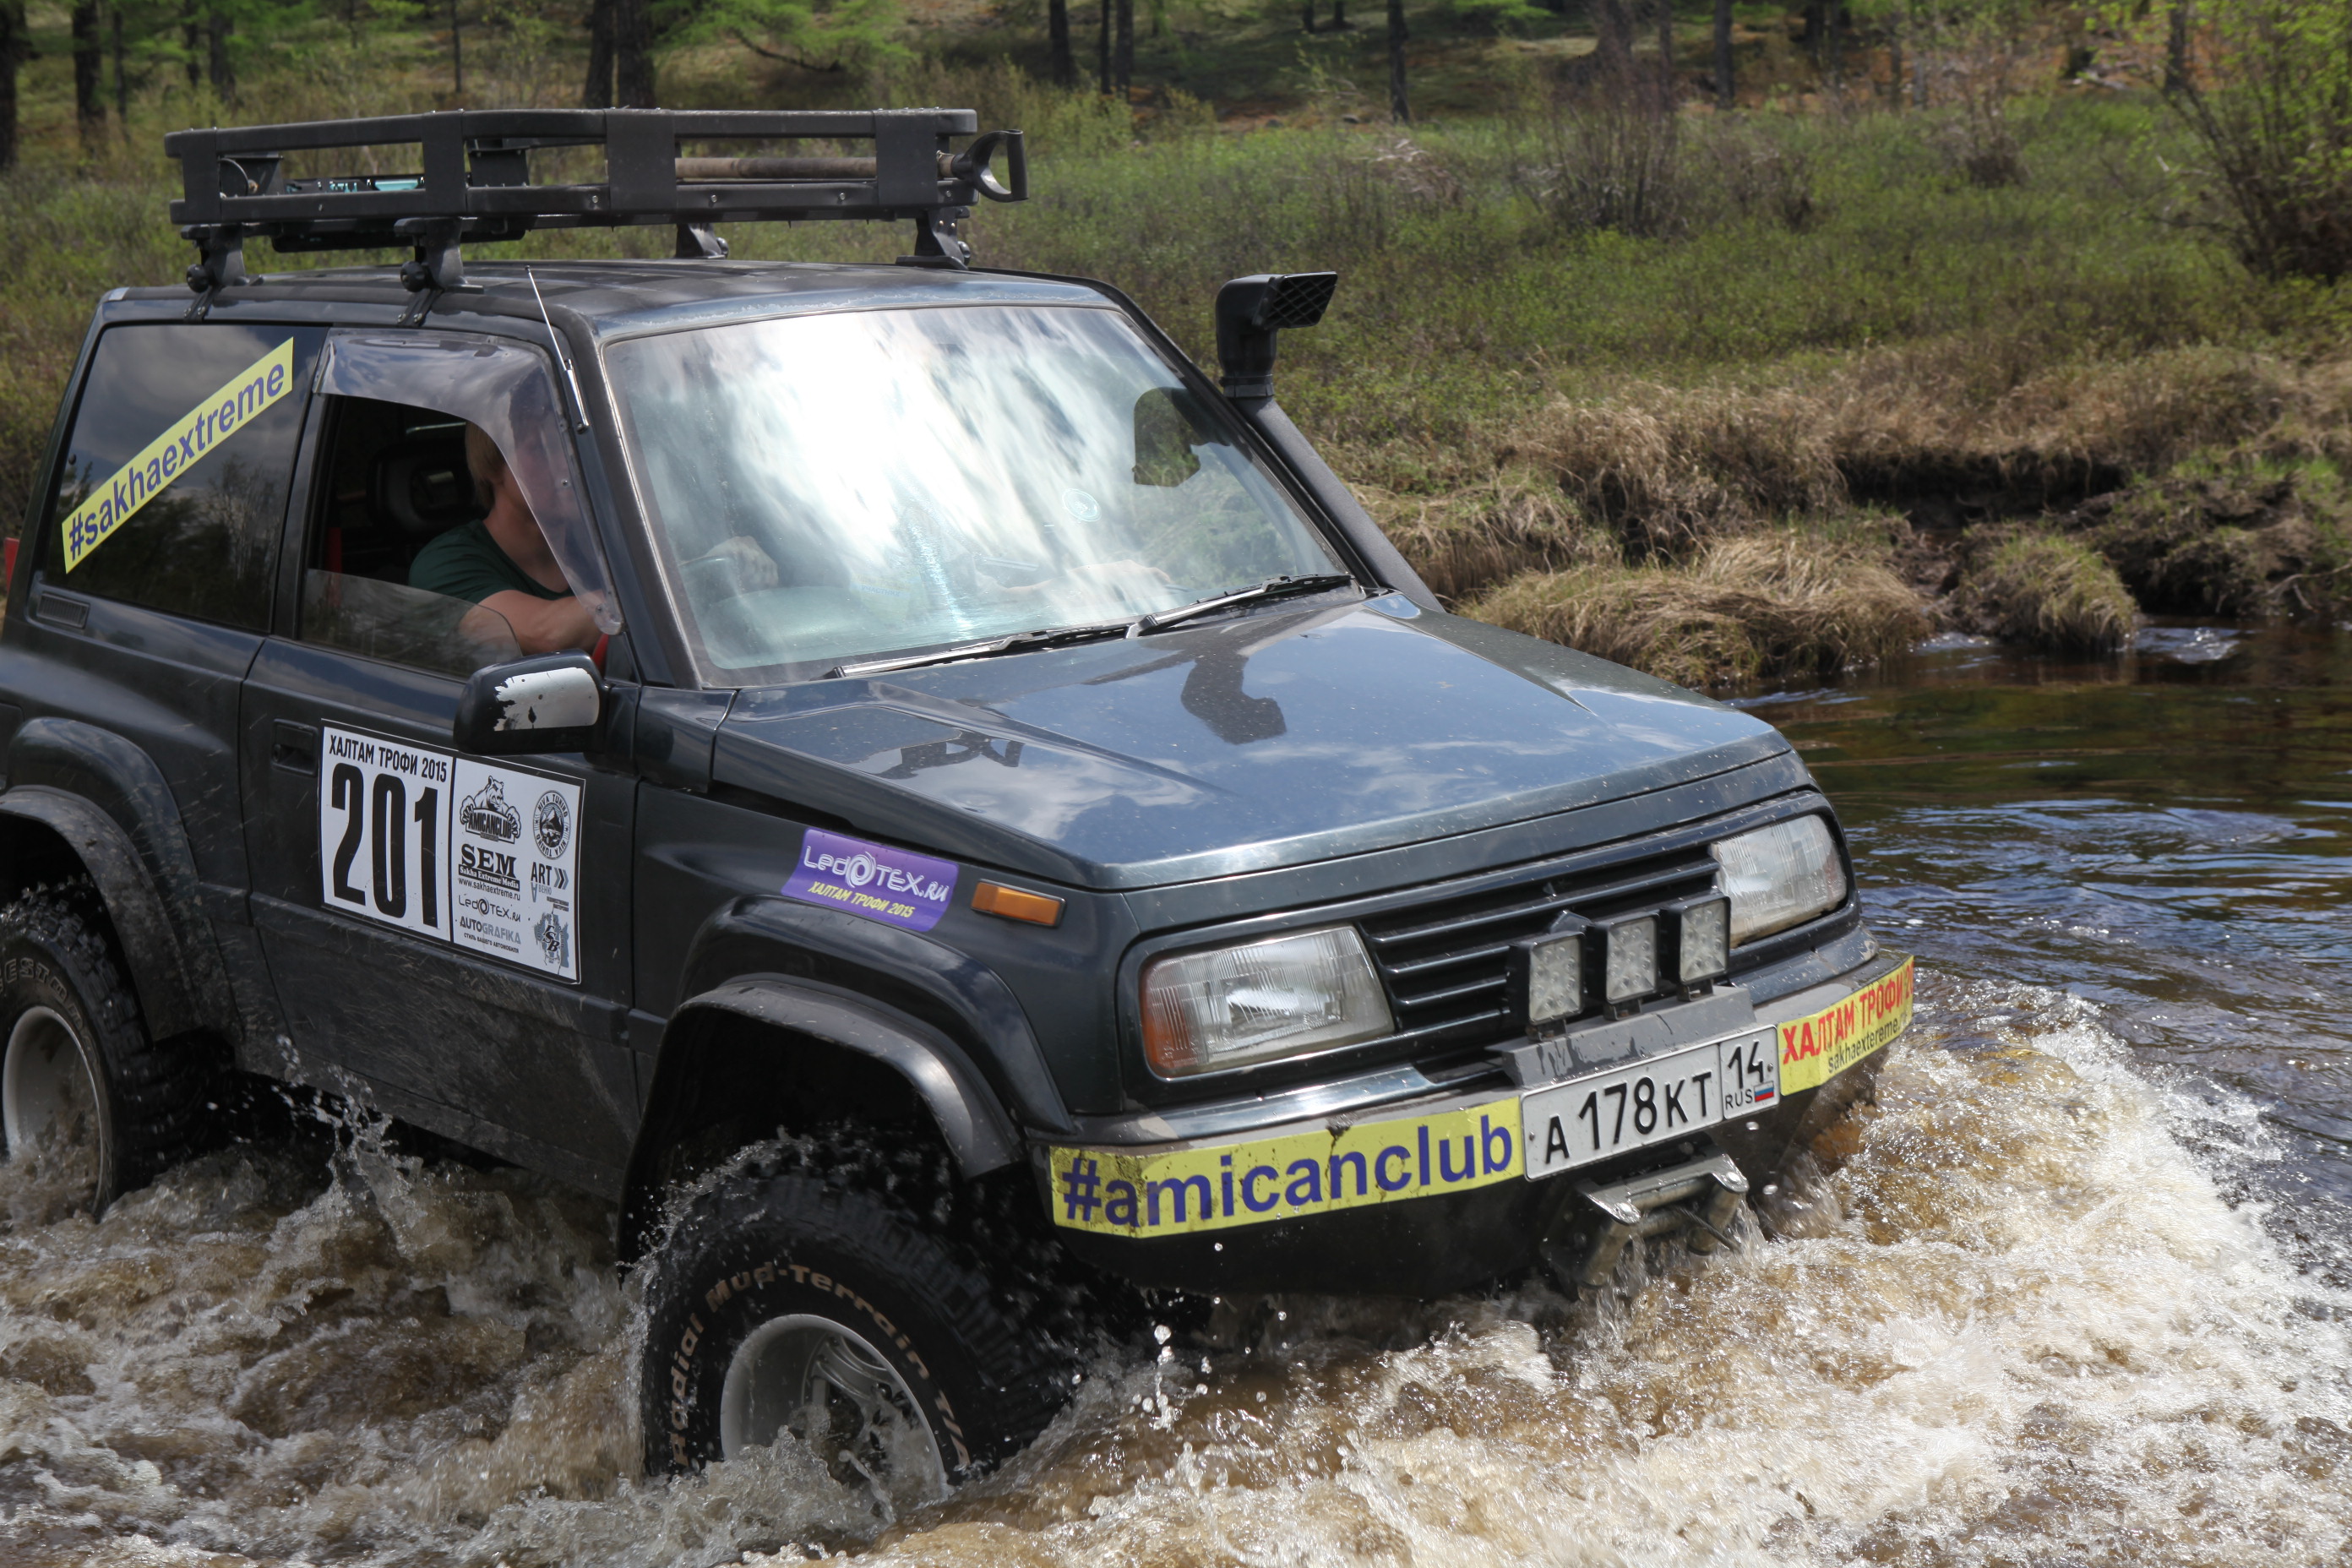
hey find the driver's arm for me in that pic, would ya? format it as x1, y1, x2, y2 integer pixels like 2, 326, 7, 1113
476, 591, 601, 656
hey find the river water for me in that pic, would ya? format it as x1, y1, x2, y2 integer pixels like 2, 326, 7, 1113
3, 619, 2349, 1567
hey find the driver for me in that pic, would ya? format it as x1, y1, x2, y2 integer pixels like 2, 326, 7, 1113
409, 426, 784, 656
408, 425, 601, 656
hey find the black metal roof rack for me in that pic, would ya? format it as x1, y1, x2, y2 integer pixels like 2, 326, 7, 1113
166, 107, 1028, 296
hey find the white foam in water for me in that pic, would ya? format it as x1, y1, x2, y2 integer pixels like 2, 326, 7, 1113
1, 972, 2346, 1566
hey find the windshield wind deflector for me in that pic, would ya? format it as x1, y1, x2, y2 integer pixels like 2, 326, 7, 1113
318, 332, 620, 633
607, 304, 1346, 683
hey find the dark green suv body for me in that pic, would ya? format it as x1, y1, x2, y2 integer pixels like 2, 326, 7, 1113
0, 107, 1910, 1497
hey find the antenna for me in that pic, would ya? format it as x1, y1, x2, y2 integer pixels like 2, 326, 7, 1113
528, 265, 591, 434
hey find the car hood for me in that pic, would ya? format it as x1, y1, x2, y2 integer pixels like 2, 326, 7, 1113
713, 596, 1794, 890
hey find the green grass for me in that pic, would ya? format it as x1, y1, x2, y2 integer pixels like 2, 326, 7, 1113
1, 21, 2343, 680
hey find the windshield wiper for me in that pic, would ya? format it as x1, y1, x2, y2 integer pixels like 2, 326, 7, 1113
826, 620, 1132, 679
1130, 573, 1358, 636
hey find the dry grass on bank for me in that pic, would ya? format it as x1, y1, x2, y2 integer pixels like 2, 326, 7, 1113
1953, 531, 2137, 653
1462, 531, 1931, 688
1496, 342, 2349, 554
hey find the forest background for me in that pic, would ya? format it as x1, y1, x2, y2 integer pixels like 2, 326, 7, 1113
0, 0, 2344, 687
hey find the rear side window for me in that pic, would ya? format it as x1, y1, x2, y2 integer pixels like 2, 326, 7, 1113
41, 322, 322, 630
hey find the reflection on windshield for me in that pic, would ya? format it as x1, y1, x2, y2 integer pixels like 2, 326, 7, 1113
608, 305, 1342, 678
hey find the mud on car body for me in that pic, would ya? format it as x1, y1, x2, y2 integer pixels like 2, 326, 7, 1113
0, 108, 1912, 1498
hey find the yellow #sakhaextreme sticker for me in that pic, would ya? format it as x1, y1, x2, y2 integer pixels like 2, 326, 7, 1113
1050, 1098, 1522, 1238
1777, 954, 1914, 1095
60, 339, 296, 572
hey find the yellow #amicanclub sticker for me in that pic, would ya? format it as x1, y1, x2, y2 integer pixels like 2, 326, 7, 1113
1050, 1098, 1522, 1238
60, 339, 296, 572
1777, 955, 1914, 1095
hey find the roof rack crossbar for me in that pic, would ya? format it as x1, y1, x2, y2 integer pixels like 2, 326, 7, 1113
166, 107, 1026, 293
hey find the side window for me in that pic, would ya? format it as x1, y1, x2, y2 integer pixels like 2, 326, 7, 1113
298, 395, 520, 678
41, 323, 321, 629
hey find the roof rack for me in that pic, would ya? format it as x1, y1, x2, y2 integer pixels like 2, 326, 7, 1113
166, 107, 1028, 296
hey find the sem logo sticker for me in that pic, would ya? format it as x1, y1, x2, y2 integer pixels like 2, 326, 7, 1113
60, 339, 296, 571
780, 829, 957, 933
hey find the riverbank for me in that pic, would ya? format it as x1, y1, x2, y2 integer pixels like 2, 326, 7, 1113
3, 58, 2342, 684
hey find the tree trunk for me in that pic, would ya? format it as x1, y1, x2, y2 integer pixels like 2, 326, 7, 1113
72, 0, 101, 148
1886, 23, 1901, 109
1654, 0, 1673, 109
1331, 0, 1345, 25
1799, 0, 1822, 64
614, 0, 654, 107
111, 2, 125, 127
1386, 0, 1407, 122
0, 0, 25, 174
1113, 0, 1132, 92
1595, 0, 1632, 83
182, 2, 199, 89
206, 10, 232, 100
1097, 0, 1109, 95
1301, 0, 1315, 33
449, 0, 463, 96
583, 0, 614, 106
1711, 0, 1731, 107
2165, 3, 2191, 91
1048, 0, 1073, 85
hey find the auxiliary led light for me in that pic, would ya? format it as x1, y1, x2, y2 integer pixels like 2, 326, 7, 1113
1671, 896, 1733, 987
1508, 921, 1587, 1032
1598, 914, 1659, 1005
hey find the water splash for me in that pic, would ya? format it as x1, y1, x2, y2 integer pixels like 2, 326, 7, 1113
0, 972, 2345, 1566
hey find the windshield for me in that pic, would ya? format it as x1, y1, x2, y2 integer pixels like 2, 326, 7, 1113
607, 304, 1344, 680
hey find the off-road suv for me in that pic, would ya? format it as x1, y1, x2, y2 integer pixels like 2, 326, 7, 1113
0, 107, 1912, 1499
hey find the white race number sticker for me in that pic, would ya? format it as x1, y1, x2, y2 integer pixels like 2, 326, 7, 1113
319, 729, 453, 942
318, 727, 581, 983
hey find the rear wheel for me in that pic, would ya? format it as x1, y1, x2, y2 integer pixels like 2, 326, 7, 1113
0, 881, 219, 1211
640, 1150, 1081, 1508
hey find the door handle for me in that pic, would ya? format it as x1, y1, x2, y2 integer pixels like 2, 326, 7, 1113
271, 720, 319, 774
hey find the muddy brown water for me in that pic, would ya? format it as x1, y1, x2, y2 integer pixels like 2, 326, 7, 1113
3, 618, 2349, 1567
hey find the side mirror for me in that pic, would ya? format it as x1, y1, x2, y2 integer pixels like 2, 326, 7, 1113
1213, 271, 1338, 400
454, 651, 604, 755
1132, 387, 1211, 487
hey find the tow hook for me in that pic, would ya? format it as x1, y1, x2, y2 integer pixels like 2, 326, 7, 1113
1539, 1150, 1750, 1291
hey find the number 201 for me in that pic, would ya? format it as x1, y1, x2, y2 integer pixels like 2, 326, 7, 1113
329, 764, 439, 929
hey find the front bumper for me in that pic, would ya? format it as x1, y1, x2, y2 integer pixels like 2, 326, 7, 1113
1043, 950, 1914, 1296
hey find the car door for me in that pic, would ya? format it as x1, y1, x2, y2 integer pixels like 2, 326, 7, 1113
236, 329, 640, 1193
6, 315, 324, 1052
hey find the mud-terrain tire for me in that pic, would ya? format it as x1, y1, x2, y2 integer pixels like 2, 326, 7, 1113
0, 880, 220, 1209
640, 1152, 1081, 1493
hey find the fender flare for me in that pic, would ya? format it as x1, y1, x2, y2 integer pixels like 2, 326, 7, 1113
4, 719, 237, 1043
622, 977, 1024, 1260
0, 784, 211, 1040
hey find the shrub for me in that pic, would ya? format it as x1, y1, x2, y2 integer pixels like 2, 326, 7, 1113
1463, 530, 1930, 687
2169, 0, 2352, 281
1954, 531, 2136, 653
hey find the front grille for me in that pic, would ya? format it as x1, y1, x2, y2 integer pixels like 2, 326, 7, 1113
1358, 843, 1722, 1054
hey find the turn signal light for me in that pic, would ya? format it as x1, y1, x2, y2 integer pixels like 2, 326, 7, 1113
972, 880, 1064, 927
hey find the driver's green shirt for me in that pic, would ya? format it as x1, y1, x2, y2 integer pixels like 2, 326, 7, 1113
408, 520, 569, 604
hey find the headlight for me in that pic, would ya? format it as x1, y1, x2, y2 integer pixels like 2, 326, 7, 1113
1709, 817, 1848, 945
1141, 926, 1395, 1077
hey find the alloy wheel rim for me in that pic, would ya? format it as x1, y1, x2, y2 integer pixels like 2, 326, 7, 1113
2, 1006, 103, 1200
718, 1311, 948, 1503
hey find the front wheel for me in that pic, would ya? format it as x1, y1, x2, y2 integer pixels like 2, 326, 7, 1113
640, 1161, 1078, 1507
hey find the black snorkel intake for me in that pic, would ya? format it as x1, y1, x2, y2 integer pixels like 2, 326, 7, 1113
1214, 271, 1339, 402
